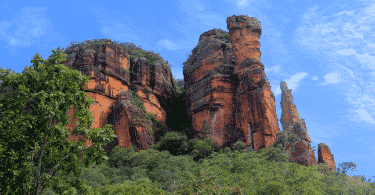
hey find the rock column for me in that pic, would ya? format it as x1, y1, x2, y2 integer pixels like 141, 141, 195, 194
280, 81, 300, 132
227, 15, 280, 151
280, 81, 317, 166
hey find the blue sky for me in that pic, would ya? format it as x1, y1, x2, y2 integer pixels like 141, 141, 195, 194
1, 0, 374, 181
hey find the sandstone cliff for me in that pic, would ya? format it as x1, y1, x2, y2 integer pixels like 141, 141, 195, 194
182, 15, 281, 152
228, 15, 281, 151
52, 39, 179, 156
182, 28, 238, 150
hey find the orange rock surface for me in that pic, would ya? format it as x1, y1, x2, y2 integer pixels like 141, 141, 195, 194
280, 81, 300, 132
183, 28, 238, 148
279, 81, 317, 166
35, 39, 177, 155
227, 15, 281, 151
318, 143, 336, 171
8, 15, 337, 170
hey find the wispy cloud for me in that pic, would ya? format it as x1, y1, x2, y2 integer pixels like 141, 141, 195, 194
292, 2, 375, 125
273, 73, 308, 96
157, 39, 179, 50
0, 6, 71, 61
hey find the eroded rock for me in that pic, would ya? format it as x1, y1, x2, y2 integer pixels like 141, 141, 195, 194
318, 143, 336, 171
227, 15, 281, 151
279, 81, 317, 166
48, 39, 176, 154
183, 28, 238, 149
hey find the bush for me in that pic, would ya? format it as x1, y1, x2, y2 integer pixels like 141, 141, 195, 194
152, 131, 189, 156
232, 140, 246, 151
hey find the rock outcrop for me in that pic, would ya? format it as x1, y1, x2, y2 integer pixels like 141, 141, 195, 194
318, 143, 336, 171
182, 28, 238, 149
279, 80, 317, 166
38, 39, 178, 155
280, 81, 300, 132
183, 15, 281, 151
279, 81, 337, 171
228, 15, 281, 151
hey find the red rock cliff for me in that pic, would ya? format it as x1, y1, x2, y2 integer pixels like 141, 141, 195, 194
227, 15, 281, 151
183, 15, 281, 151
21, 39, 178, 155
182, 28, 238, 149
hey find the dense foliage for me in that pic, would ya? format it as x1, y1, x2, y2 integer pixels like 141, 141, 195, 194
0, 48, 117, 194
36, 75, 375, 194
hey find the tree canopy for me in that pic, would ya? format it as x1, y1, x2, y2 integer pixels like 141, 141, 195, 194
0, 47, 117, 194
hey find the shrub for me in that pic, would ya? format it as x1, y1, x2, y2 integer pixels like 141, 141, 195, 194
232, 140, 246, 151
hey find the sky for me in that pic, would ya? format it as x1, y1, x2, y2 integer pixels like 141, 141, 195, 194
1, 0, 374, 182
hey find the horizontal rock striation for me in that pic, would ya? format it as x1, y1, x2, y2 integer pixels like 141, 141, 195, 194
21, 39, 178, 156
183, 28, 238, 149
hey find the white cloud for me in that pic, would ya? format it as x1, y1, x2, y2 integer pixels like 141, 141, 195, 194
273, 72, 308, 96
336, 48, 356, 56
354, 108, 375, 124
265, 65, 281, 74
293, 2, 375, 126
237, 0, 249, 8
319, 72, 340, 86
158, 39, 179, 50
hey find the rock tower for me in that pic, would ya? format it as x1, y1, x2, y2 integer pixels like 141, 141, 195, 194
228, 15, 281, 151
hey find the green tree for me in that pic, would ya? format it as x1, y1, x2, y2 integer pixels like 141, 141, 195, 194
336, 161, 357, 177
0, 47, 117, 195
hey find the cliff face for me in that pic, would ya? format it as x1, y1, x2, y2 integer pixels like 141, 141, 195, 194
182, 15, 281, 152
228, 15, 281, 151
54, 39, 177, 155
182, 28, 238, 149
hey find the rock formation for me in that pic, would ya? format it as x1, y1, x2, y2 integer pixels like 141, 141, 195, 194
318, 143, 336, 171
279, 80, 317, 166
182, 28, 238, 149
279, 81, 336, 171
7, 15, 336, 171
25, 39, 179, 156
183, 15, 281, 151
280, 81, 299, 132
227, 15, 281, 151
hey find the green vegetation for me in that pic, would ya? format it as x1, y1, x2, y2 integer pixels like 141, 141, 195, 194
64, 38, 172, 69
0, 48, 116, 195
36, 78, 375, 195
37, 138, 375, 195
